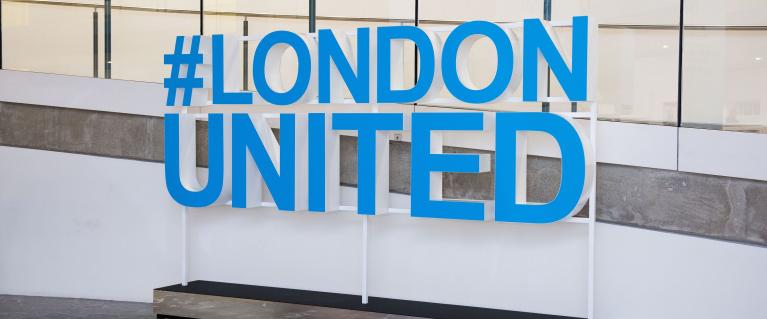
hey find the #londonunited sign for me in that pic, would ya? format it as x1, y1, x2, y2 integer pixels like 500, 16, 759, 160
163, 16, 596, 223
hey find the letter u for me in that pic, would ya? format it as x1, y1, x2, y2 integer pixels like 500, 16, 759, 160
165, 113, 230, 207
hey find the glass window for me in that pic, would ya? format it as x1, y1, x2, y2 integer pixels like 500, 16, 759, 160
553, 0, 680, 124
420, 0, 541, 23
316, 0, 416, 100
204, 0, 307, 35
0, 0, 200, 82
5, 0, 764, 134
682, 0, 767, 133
204, 0, 308, 92
415, 0, 680, 121
1, 0, 104, 77
110, 1, 199, 82
414, 1, 542, 112
317, 0, 413, 21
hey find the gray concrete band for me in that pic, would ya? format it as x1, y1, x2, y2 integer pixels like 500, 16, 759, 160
1, 102, 765, 247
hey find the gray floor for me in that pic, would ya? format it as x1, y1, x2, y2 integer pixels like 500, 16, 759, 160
0, 295, 154, 319
0, 295, 415, 319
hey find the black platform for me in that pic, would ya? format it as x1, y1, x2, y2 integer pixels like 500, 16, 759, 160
155, 280, 583, 319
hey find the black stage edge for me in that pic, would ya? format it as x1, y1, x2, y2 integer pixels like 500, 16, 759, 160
156, 280, 584, 319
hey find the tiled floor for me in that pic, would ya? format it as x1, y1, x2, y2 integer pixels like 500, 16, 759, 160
0, 295, 154, 319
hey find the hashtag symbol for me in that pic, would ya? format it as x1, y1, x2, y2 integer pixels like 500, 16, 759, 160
164, 35, 204, 106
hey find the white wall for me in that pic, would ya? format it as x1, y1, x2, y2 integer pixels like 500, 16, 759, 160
596, 223, 767, 319
1, 145, 766, 318
0, 146, 182, 302
679, 127, 767, 181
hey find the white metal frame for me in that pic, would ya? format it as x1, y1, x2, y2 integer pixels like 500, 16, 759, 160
588, 102, 598, 318
176, 105, 598, 316
176, 18, 599, 317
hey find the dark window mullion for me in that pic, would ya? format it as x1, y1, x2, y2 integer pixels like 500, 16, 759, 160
542, 0, 551, 112
309, 0, 316, 33
677, 0, 684, 128
1, 0, 3, 69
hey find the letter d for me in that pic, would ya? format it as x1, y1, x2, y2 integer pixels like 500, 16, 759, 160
495, 112, 594, 223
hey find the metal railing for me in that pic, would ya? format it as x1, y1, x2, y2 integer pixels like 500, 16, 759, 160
0, 0, 765, 132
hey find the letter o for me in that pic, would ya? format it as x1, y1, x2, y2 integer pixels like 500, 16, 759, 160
441, 21, 514, 104
253, 31, 312, 105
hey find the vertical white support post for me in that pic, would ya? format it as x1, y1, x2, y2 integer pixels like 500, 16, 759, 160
430, 132, 443, 202
295, 114, 310, 211
179, 107, 190, 287
361, 215, 369, 304
587, 103, 597, 318
374, 131, 391, 214
181, 206, 188, 286
325, 121, 341, 212
516, 132, 528, 206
